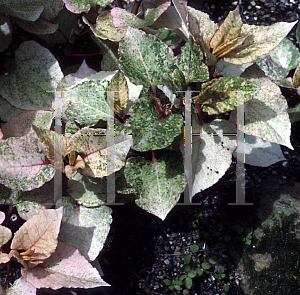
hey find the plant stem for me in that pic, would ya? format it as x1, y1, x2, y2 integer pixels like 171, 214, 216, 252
132, 0, 142, 15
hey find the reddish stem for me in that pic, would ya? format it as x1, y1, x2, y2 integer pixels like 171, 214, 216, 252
65, 51, 105, 57
132, 0, 142, 15
196, 102, 202, 134
91, 0, 99, 16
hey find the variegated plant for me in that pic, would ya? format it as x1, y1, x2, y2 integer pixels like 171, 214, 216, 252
0, 3, 300, 292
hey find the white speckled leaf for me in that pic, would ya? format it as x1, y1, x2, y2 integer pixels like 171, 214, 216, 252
0, 212, 5, 224
233, 134, 286, 167
125, 95, 183, 151
62, 0, 113, 13
0, 41, 64, 110
0, 134, 55, 191
119, 27, 174, 87
197, 77, 257, 115
182, 117, 236, 200
62, 80, 110, 126
14, 178, 56, 220
1, 110, 54, 139
124, 151, 186, 220
67, 173, 107, 207
58, 196, 112, 261
175, 36, 209, 83
172, 0, 188, 36
254, 38, 300, 81
111, 0, 170, 31
238, 64, 293, 150
0, 95, 25, 122
0, 0, 43, 21
187, 6, 216, 40
224, 20, 298, 65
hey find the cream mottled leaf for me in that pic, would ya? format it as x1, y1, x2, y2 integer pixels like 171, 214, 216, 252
85, 11, 125, 42
111, 0, 170, 31
109, 70, 129, 116
119, 27, 174, 87
175, 36, 209, 83
58, 196, 112, 261
125, 96, 183, 151
237, 63, 293, 149
6, 277, 36, 295
0, 134, 55, 191
124, 151, 186, 220
187, 6, 216, 40
0, 41, 63, 110
210, 7, 243, 54
0, 225, 12, 247
196, 77, 257, 115
224, 21, 298, 64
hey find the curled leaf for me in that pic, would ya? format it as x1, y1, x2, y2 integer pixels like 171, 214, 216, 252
11, 208, 63, 268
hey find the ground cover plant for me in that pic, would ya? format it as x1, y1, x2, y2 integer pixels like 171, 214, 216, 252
0, 0, 300, 293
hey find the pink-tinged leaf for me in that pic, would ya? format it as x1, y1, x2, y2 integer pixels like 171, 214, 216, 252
23, 242, 109, 289
0, 211, 5, 224
6, 277, 36, 295
1, 110, 54, 139
62, 0, 113, 14
0, 225, 12, 246
0, 134, 55, 191
172, 0, 189, 36
11, 208, 63, 267
111, 0, 170, 31
0, 252, 10, 264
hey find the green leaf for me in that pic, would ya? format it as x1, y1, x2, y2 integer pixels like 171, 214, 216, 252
223, 284, 230, 292
208, 256, 218, 264
62, 80, 110, 126
187, 270, 197, 278
164, 279, 172, 285
174, 36, 209, 83
119, 27, 174, 88
184, 277, 193, 289
235, 225, 244, 235
197, 77, 257, 115
254, 38, 300, 81
245, 237, 251, 245
174, 285, 182, 290
125, 95, 183, 151
218, 265, 225, 273
201, 262, 211, 270
182, 264, 190, 272
124, 151, 186, 220
195, 267, 203, 276
190, 244, 199, 253
183, 255, 191, 264
224, 235, 231, 242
